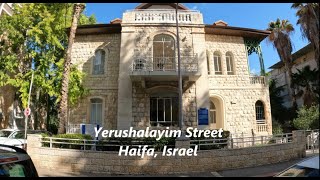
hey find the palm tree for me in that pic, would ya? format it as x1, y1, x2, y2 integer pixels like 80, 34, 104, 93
291, 3, 319, 70
58, 3, 85, 134
292, 65, 319, 108
267, 18, 297, 110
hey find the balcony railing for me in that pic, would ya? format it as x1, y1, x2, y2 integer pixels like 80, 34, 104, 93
257, 124, 268, 132
250, 76, 266, 85
131, 56, 198, 72
123, 9, 203, 24
256, 119, 268, 132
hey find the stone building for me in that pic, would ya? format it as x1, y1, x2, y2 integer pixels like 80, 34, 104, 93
268, 43, 317, 108
0, 3, 21, 16
68, 3, 272, 136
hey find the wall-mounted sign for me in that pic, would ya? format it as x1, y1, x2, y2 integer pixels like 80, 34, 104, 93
198, 108, 208, 125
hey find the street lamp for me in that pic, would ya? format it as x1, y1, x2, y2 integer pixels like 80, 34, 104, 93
175, 3, 184, 132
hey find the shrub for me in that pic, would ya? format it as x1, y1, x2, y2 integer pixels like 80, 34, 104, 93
95, 136, 176, 152
272, 120, 283, 135
42, 133, 93, 150
293, 105, 319, 130
189, 129, 230, 150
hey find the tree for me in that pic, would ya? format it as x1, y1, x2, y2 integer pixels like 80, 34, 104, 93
0, 3, 95, 130
292, 65, 319, 107
267, 19, 297, 110
58, 3, 85, 134
268, 79, 286, 121
293, 105, 319, 130
291, 3, 319, 70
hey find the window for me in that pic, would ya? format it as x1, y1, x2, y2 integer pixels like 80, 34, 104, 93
213, 52, 222, 75
226, 52, 234, 75
150, 97, 178, 126
210, 101, 217, 124
134, 59, 146, 71
255, 100, 265, 124
153, 34, 175, 71
93, 49, 105, 75
90, 98, 103, 125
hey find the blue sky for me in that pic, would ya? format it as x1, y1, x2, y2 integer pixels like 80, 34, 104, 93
84, 3, 308, 74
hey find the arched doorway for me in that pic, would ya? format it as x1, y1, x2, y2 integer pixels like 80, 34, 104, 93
209, 96, 224, 129
149, 87, 179, 127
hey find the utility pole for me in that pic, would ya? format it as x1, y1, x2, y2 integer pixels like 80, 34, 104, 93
175, 3, 184, 131
24, 71, 34, 149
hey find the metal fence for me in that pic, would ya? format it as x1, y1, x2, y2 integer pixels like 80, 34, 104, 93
190, 133, 293, 150
41, 137, 175, 152
304, 129, 319, 154
41, 133, 294, 152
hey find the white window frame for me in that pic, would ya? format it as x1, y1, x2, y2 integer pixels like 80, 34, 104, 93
255, 101, 265, 124
92, 49, 106, 75
213, 52, 222, 75
226, 52, 234, 75
150, 97, 178, 126
210, 101, 217, 124
89, 97, 104, 126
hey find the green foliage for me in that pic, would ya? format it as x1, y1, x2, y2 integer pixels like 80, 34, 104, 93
42, 133, 93, 149
54, 133, 92, 140
293, 105, 319, 130
0, 3, 96, 129
189, 129, 230, 150
292, 65, 319, 107
272, 120, 283, 135
96, 136, 176, 152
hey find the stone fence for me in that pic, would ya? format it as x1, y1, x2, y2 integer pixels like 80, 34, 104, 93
27, 131, 306, 175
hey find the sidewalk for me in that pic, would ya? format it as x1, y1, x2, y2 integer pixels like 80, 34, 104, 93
38, 153, 319, 177
216, 152, 318, 177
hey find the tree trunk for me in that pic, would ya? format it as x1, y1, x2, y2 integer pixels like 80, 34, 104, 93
286, 64, 297, 110
58, 3, 85, 134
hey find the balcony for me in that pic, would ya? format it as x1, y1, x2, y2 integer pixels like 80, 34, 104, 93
129, 55, 200, 82
256, 119, 268, 133
122, 9, 203, 25
249, 76, 266, 86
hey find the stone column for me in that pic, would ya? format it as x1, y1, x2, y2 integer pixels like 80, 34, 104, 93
192, 27, 210, 130
221, 53, 227, 75
117, 27, 135, 130
292, 130, 306, 158
207, 51, 213, 75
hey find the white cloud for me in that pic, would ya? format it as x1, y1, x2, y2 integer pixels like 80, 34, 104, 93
192, 5, 198, 10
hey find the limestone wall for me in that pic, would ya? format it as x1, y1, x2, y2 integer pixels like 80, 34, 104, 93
27, 131, 306, 175
205, 34, 272, 136
131, 82, 197, 128
69, 34, 121, 129
209, 88, 272, 136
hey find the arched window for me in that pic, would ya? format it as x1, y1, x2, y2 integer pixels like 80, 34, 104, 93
153, 34, 175, 71
93, 49, 105, 75
226, 52, 234, 75
255, 100, 265, 124
213, 51, 222, 75
210, 101, 217, 124
90, 98, 103, 125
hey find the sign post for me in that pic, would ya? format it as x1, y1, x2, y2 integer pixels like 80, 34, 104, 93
24, 71, 34, 149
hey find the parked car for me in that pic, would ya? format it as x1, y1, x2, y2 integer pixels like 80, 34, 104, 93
275, 155, 319, 177
0, 129, 52, 149
0, 144, 39, 177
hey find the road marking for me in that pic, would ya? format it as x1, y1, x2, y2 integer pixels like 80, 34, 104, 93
211, 171, 223, 177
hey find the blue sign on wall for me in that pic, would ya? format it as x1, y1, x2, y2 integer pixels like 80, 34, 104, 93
198, 108, 208, 125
